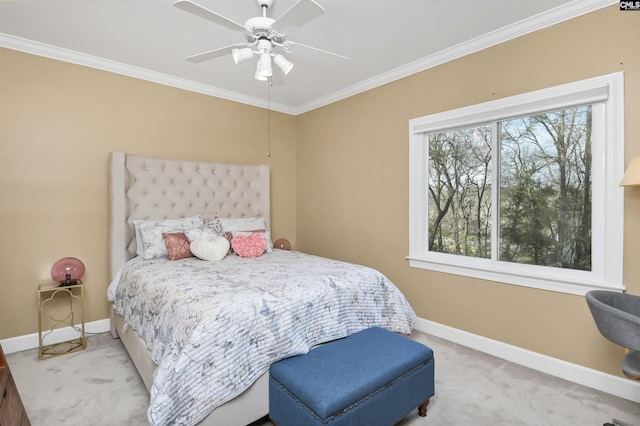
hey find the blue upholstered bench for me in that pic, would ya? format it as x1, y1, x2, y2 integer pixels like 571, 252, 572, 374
269, 327, 435, 426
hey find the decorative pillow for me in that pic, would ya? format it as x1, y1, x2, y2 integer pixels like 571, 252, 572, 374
220, 217, 273, 252
162, 232, 193, 261
205, 211, 224, 235
231, 233, 268, 258
184, 227, 218, 243
190, 237, 230, 262
134, 215, 205, 260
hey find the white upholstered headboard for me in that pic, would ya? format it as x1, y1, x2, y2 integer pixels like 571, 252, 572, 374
108, 151, 270, 280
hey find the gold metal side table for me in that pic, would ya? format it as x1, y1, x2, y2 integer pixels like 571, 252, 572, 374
37, 282, 86, 360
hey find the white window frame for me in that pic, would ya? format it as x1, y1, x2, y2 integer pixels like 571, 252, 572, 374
408, 72, 625, 296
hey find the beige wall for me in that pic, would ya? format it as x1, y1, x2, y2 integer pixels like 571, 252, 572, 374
1, 4, 638, 380
296, 5, 640, 377
0, 48, 297, 338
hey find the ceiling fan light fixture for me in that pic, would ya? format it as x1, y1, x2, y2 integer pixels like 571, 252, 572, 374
232, 47, 254, 64
257, 53, 273, 78
254, 61, 268, 81
174, 0, 349, 82
274, 54, 293, 75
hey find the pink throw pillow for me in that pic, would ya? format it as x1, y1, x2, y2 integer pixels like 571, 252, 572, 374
162, 232, 193, 260
231, 233, 267, 258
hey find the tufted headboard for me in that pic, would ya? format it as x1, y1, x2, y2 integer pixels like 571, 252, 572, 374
108, 151, 270, 280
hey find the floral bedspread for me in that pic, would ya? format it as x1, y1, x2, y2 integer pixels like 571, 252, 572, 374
111, 250, 416, 426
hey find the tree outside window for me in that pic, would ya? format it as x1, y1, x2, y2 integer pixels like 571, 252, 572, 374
409, 72, 624, 295
428, 106, 592, 272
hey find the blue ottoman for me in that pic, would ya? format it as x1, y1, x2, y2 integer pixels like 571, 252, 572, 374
269, 327, 435, 426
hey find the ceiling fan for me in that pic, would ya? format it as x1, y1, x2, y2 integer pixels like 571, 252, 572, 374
173, 0, 349, 82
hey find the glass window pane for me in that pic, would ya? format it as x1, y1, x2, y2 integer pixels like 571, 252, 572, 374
428, 125, 492, 258
499, 106, 592, 270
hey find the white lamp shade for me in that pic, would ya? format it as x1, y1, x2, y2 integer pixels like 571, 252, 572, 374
257, 53, 272, 78
274, 54, 293, 75
254, 61, 268, 81
232, 48, 254, 64
620, 157, 640, 186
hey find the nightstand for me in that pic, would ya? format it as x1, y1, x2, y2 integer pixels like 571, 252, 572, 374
0, 344, 31, 425
37, 282, 86, 360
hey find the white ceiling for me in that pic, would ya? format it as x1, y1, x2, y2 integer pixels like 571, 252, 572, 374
0, 0, 615, 115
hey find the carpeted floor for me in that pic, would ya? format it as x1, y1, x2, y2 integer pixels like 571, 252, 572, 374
6, 330, 640, 426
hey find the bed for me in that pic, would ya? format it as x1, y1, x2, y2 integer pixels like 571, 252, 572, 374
107, 151, 416, 426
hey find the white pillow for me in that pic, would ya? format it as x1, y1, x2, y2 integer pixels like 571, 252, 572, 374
184, 227, 218, 243
190, 237, 230, 262
134, 215, 205, 260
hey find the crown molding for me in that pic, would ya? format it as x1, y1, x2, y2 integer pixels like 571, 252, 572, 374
0, 33, 297, 115
295, 0, 618, 114
0, 0, 617, 116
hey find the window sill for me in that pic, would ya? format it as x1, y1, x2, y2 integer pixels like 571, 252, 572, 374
407, 255, 624, 296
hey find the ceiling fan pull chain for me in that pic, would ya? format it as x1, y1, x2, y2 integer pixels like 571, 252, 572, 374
266, 82, 271, 157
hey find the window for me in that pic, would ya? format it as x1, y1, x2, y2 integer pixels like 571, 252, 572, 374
408, 73, 625, 295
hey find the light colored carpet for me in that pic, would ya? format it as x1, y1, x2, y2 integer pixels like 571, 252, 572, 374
6, 333, 148, 425
6, 330, 640, 426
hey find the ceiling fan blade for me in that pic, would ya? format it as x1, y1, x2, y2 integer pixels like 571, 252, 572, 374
272, 0, 324, 35
185, 44, 245, 63
173, 0, 246, 33
283, 41, 350, 60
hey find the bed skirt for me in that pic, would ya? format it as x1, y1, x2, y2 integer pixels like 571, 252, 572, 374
111, 307, 269, 426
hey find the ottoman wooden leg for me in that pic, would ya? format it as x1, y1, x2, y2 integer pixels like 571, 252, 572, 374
418, 399, 430, 417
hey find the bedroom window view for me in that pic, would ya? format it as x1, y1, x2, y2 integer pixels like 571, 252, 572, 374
409, 73, 624, 295
427, 125, 492, 259
427, 106, 593, 272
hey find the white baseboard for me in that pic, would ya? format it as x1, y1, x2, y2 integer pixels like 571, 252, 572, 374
3, 316, 639, 404
413, 317, 640, 404
0, 319, 111, 354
